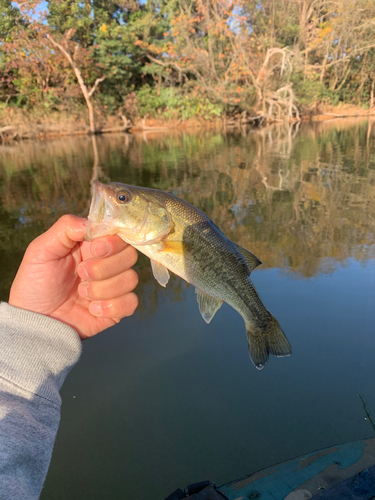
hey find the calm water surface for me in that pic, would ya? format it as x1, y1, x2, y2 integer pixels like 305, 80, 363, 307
1, 120, 375, 499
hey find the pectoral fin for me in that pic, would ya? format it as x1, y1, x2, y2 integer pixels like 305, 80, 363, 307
151, 259, 170, 287
196, 289, 223, 324
233, 243, 262, 274
159, 240, 185, 255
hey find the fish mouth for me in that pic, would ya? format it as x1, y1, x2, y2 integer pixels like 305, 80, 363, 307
84, 180, 117, 241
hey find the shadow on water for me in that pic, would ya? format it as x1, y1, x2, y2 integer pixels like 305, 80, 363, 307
1, 118, 375, 499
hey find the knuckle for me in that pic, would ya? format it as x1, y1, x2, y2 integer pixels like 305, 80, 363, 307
89, 281, 101, 299
114, 235, 128, 250
124, 246, 138, 267
130, 247, 139, 263
27, 238, 40, 253
59, 214, 72, 224
125, 269, 139, 289
58, 214, 77, 227
124, 293, 139, 316
90, 261, 105, 280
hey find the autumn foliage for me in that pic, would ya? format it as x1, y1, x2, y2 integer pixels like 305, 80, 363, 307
1, 0, 375, 127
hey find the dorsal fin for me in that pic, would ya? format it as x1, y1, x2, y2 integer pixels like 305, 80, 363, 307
233, 243, 262, 275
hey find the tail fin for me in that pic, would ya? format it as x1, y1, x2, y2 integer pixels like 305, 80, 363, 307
246, 315, 292, 370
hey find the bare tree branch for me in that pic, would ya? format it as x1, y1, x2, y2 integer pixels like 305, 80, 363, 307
311, 43, 375, 70
88, 76, 106, 98
46, 34, 104, 133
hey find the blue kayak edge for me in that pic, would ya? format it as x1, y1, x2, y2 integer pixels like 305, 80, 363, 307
218, 438, 375, 500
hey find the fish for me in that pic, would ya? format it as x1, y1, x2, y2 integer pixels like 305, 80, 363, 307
85, 181, 292, 369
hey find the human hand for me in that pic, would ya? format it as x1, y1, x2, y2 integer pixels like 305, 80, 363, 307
9, 215, 139, 340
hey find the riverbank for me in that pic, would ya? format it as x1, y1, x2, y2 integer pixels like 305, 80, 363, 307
307, 103, 375, 121
1, 103, 375, 142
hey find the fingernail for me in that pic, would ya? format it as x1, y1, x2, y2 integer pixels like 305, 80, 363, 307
78, 263, 89, 280
92, 240, 111, 258
90, 302, 102, 316
78, 283, 89, 299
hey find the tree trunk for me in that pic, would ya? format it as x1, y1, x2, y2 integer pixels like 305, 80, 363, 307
47, 34, 105, 134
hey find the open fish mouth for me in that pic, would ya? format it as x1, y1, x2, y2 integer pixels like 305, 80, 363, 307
84, 180, 116, 240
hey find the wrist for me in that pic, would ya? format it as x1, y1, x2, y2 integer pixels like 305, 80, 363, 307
0, 302, 82, 405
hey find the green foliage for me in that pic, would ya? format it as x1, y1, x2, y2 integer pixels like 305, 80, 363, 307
292, 73, 325, 110
0, 0, 23, 41
2, 0, 375, 121
135, 86, 224, 119
321, 87, 341, 107
48, 0, 95, 46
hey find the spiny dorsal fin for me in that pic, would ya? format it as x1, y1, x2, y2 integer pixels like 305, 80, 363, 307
151, 259, 170, 287
233, 243, 262, 275
195, 289, 223, 324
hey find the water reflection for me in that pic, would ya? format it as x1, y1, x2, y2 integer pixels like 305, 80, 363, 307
2, 119, 375, 500
1, 119, 375, 298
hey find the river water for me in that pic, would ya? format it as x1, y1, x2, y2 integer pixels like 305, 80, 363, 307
1, 120, 375, 499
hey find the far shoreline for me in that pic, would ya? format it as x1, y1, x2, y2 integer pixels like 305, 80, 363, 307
1, 103, 375, 143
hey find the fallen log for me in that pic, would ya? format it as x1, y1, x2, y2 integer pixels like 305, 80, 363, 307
0, 126, 15, 133
131, 118, 182, 131
99, 125, 133, 133
322, 112, 345, 117
0, 126, 16, 143
100, 114, 133, 133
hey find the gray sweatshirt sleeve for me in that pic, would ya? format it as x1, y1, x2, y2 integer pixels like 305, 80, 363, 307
0, 302, 82, 500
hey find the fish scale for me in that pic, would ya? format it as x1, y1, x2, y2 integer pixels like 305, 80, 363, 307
85, 181, 292, 370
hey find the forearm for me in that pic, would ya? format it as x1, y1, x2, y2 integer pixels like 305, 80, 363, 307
0, 303, 82, 500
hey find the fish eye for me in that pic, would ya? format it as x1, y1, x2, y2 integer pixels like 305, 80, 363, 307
117, 192, 130, 203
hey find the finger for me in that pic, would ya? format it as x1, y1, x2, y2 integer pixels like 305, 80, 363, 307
78, 268, 139, 301
29, 215, 87, 260
80, 235, 128, 261
88, 292, 139, 318
78, 245, 138, 281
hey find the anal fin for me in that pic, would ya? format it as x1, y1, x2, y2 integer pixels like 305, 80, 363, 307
151, 259, 170, 287
196, 289, 223, 324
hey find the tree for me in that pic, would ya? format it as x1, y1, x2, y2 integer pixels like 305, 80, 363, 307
0, 0, 24, 41
139, 0, 301, 119
47, 32, 105, 133
3, 0, 375, 125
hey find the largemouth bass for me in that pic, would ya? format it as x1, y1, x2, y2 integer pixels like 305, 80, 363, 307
85, 181, 292, 369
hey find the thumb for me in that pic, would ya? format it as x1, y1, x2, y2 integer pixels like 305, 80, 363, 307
30, 215, 88, 260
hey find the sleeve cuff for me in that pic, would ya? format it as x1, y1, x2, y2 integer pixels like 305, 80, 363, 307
0, 302, 82, 405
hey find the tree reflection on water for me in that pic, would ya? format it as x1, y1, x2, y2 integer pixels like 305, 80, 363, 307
1, 119, 375, 307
